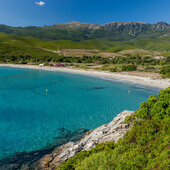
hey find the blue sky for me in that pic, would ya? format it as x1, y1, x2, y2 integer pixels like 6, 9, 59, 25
0, 0, 169, 27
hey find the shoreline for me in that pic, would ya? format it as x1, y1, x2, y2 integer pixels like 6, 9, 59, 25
0, 110, 134, 170
0, 64, 169, 89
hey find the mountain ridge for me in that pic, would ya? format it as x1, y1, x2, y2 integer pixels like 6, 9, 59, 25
1, 21, 169, 28
0, 21, 169, 41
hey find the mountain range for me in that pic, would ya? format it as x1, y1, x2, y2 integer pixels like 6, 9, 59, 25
0, 21, 169, 41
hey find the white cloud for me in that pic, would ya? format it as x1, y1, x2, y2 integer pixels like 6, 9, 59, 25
35, 1, 45, 6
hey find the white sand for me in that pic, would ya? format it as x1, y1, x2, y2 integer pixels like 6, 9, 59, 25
0, 64, 169, 89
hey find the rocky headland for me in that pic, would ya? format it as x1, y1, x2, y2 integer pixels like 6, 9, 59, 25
0, 111, 134, 170
37, 110, 134, 170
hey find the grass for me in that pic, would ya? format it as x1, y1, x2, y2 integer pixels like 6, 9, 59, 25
130, 38, 170, 52
1, 32, 170, 56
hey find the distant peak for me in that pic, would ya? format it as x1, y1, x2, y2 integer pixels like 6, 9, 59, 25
69, 21, 81, 24
66, 21, 93, 25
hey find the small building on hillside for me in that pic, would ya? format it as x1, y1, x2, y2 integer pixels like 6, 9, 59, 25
39, 64, 44, 67
153, 56, 166, 59
53, 64, 65, 67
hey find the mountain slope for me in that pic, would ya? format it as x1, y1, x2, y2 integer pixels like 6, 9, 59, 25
0, 21, 169, 41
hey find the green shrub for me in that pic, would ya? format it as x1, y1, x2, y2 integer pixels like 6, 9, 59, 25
124, 115, 135, 123
58, 142, 116, 170
21, 61, 27, 64
136, 88, 170, 119
109, 67, 117, 72
160, 66, 170, 78
122, 65, 137, 71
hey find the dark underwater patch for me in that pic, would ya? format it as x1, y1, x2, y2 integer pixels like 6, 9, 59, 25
92, 87, 104, 90
0, 128, 88, 170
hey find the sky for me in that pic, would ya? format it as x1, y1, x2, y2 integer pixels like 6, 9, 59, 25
0, 0, 169, 27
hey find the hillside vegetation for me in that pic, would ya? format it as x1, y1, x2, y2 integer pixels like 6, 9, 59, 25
0, 32, 170, 56
58, 87, 170, 170
0, 33, 58, 57
0, 33, 129, 55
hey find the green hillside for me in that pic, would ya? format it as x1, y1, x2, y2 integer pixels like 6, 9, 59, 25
130, 38, 170, 51
0, 32, 170, 67
0, 32, 128, 53
0, 33, 58, 57
59, 87, 170, 170
1, 32, 170, 56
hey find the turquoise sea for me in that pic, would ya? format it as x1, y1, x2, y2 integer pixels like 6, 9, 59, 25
0, 66, 159, 159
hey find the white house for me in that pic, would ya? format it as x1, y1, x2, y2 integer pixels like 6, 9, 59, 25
39, 64, 44, 67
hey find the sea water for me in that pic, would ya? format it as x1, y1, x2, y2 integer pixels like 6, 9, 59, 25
0, 67, 159, 159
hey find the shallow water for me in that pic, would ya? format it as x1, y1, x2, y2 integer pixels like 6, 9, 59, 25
0, 67, 159, 159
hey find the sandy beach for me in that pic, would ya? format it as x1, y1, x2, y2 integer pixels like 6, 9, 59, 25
0, 64, 169, 89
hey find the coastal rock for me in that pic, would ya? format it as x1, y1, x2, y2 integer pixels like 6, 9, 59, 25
0, 110, 134, 170
37, 110, 134, 170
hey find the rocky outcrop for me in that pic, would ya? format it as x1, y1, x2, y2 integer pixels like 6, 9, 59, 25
49, 21, 170, 32
0, 110, 134, 170
36, 110, 134, 170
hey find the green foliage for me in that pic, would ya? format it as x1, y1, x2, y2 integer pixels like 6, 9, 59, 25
105, 46, 132, 52
130, 37, 170, 51
135, 95, 157, 119
136, 88, 170, 119
58, 142, 116, 170
160, 66, 170, 78
124, 115, 135, 123
54, 40, 128, 50
109, 67, 117, 72
58, 88, 170, 170
0, 33, 60, 58
122, 64, 137, 71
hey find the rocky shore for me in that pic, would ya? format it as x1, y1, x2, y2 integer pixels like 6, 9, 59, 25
0, 110, 134, 170
36, 110, 134, 170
